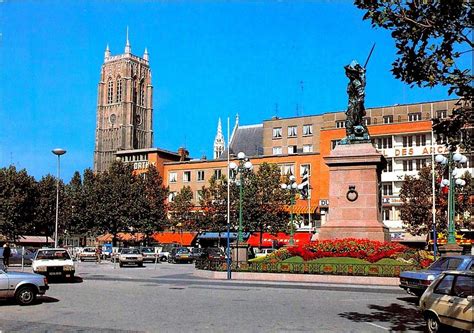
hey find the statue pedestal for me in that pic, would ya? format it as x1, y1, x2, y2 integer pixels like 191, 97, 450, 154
231, 243, 249, 264
438, 243, 463, 257
318, 143, 390, 242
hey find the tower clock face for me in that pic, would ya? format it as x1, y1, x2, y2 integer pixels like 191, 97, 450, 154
109, 113, 117, 125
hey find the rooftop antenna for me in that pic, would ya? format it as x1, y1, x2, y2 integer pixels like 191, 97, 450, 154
295, 103, 300, 117
300, 80, 304, 115
274, 103, 279, 117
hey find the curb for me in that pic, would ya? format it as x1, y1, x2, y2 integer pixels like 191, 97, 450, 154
193, 269, 399, 286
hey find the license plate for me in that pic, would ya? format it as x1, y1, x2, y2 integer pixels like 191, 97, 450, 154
49, 272, 62, 276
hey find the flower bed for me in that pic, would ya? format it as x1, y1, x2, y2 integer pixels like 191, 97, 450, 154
197, 239, 432, 277
286, 238, 408, 263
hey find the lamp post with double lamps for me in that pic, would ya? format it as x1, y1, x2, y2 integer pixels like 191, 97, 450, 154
229, 152, 253, 243
435, 152, 468, 255
280, 175, 299, 246
52, 148, 66, 248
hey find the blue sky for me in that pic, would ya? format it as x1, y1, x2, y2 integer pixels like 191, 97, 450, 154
0, 1, 454, 181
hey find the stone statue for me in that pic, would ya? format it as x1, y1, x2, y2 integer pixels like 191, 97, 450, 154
340, 60, 371, 144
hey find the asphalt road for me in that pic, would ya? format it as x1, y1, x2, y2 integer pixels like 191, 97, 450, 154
1, 261, 426, 333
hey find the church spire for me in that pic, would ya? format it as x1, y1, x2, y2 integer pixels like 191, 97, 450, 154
143, 47, 149, 61
213, 117, 225, 160
104, 44, 110, 61
125, 26, 131, 54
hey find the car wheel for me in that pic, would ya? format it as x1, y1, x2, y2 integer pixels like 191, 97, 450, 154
138, 263, 143, 267
15, 286, 36, 306
119, 262, 123, 268
426, 313, 441, 333
80, 259, 84, 262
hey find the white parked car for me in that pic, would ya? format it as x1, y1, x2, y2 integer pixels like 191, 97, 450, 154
255, 248, 275, 258
32, 248, 75, 280
119, 248, 143, 267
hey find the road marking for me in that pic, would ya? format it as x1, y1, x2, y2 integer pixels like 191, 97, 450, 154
366, 322, 389, 331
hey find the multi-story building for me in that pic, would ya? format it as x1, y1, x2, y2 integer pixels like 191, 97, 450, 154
117, 99, 473, 243
94, 33, 154, 172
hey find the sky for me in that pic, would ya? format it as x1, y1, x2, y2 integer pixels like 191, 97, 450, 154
0, 1, 455, 181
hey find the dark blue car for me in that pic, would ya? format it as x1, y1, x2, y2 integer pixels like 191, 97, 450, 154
399, 255, 473, 296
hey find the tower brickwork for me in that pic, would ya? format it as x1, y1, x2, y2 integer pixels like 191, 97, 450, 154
94, 33, 153, 172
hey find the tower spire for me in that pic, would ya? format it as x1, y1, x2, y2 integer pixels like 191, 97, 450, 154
213, 117, 225, 159
125, 26, 131, 54
104, 44, 110, 61
143, 47, 149, 61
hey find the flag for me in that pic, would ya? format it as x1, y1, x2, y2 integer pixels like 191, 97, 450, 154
300, 167, 309, 199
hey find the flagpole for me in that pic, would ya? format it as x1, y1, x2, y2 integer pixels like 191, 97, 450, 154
307, 173, 311, 235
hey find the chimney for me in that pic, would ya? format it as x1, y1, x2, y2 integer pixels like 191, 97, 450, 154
178, 147, 189, 161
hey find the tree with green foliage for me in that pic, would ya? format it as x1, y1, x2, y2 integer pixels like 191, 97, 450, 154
0, 166, 36, 240
399, 165, 472, 236
33, 174, 60, 242
169, 186, 196, 230
132, 165, 169, 244
243, 163, 289, 247
355, 1, 473, 151
94, 161, 137, 246
198, 174, 238, 232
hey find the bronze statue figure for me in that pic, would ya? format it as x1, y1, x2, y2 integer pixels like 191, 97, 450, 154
340, 60, 371, 144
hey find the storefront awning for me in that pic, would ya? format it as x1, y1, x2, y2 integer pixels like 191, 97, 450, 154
246, 232, 312, 247
152, 232, 197, 246
197, 232, 250, 240
283, 205, 318, 214
96, 233, 145, 243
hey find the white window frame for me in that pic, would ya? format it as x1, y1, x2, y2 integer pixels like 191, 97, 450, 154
300, 164, 311, 177
168, 192, 177, 202
287, 126, 297, 137
214, 169, 222, 179
272, 127, 282, 138
408, 112, 422, 121
383, 115, 393, 124
279, 164, 295, 176
197, 170, 205, 182
169, 172, 177, 183
273, 147, 282, 155
303, 124, 313, 136
183, 171, 191, 182
288, 145, 297, 154
336, 120, 345, 128
302, 144, 313, 153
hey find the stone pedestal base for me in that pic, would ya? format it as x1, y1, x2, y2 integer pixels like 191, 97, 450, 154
319, 143, 390, 242
231, 243, 249, 263
438, 243, 463, 257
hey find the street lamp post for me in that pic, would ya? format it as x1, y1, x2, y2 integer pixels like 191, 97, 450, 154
281, 175, 298, 246
435, 152, 468, 254
229, 152, 253, 243
52, 148, 66, 248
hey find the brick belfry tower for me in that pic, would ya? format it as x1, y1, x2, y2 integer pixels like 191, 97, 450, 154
93, 29, 153, 172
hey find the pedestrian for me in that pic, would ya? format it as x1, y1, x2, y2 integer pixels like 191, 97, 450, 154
3, 243, 11, 267
95, 245, 102, 264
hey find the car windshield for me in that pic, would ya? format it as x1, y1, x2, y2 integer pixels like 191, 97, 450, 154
192, 248, 202, 253
142, 247, 154, 253
429, 257, 463, 271
36, 250, 71, 260
83, 248, 95, 253
122, 248, 140, 254
177, 248, 190, 254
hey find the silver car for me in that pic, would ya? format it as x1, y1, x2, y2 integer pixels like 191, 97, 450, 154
0, 264, 49, 305
119, 248, 143, 267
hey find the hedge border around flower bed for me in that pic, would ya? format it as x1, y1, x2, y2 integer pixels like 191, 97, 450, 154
196, 259, 416, 277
